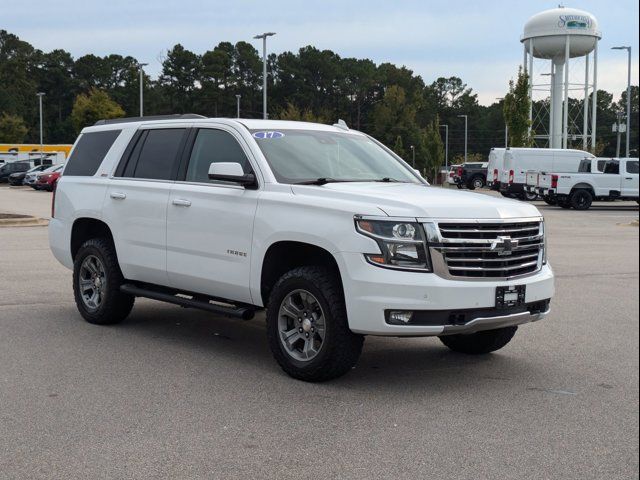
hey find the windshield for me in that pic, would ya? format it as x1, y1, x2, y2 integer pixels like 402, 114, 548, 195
250, 129, 421, 184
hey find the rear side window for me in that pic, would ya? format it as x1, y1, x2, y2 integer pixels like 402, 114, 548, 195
578, 159, 592, 173
626, 161, 639, 174
596, 160, 607, 172
132, 129, 186, 180
184, 129, 251, 183
604, 161, 620, 174
64, 130, 121, 176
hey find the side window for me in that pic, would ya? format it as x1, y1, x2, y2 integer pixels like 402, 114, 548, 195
184, 129, 251, 183
604, 161, 620, 174
578, 159, 591, 173
596, 160, 607, 172
133, 129, 186, 180
64, 130, 121, 176
626, 161, 639, 174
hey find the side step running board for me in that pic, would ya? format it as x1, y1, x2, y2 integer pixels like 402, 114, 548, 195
120, 283, 255, 320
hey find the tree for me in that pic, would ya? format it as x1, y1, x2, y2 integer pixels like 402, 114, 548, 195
503, 67, 532, 147
0, 112, 28, 142
71, 88, 124, 133
423, 117, 445, 181
160, 44, 201, 113
393, 135, 405, 159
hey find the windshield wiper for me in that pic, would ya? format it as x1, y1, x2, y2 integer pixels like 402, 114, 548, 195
373, 177, 402, 182
294, 177, 343, 185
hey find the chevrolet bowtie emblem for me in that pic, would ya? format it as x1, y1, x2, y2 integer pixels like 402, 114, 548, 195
491, 236, 519, 256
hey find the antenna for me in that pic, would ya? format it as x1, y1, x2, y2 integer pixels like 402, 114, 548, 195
333, 119, 349, 131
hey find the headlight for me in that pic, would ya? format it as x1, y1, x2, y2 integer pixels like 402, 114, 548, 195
355, 217, 431, 271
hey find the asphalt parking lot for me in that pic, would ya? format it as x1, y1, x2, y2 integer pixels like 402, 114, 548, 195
0, 184, 638, 479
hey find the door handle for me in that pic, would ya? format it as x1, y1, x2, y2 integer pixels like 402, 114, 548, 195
172, 198, 192, 207
625, 177, 632, 180
110, 192, 126, 200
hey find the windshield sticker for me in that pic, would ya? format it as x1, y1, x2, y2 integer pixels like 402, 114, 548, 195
253, 131, 285, 139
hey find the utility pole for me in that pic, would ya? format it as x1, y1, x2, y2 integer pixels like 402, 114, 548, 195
36, 92, 45, 161
457, 114, 468, 163
236, 95, 241, 119
612, 46, 631, 157
615, 111, 623, 158
138, 63, 148, 117
253, 32, 276, 119
440, 124, 449, 169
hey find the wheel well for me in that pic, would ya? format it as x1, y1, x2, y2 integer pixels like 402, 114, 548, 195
571, 183, 595, 195
70, 218, 114, 260
260, 241, 341, 306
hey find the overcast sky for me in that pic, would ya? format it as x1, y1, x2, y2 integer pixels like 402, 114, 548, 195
3, 0, 639, 105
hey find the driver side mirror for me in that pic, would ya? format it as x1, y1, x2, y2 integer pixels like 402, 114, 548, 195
208, 162, 257, 189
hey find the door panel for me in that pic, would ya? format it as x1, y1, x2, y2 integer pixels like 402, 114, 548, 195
103, 180, 171, 285
622, 161, 639, 197
166, 183, 258, 303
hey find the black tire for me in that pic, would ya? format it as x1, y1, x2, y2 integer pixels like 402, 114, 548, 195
266, 266, 364, 382
456, 183, 464, 189
471, 176, 485, 190
523, 191, 538, 201
569, 189, 593, 210
73, 237, 134, 325
439, 326, 518, 355
543, 196, 557, 206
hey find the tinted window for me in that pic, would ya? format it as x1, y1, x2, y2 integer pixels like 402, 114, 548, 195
604, 161, 620, 174
64, 130, 121, 176
185, 129, 251, 183
596, 160, 607, 172
626, 161, 639, 174
578, 159, 592, 173
133, 129, 186, 180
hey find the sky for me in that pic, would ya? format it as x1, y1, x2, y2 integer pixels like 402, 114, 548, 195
2, 0, 639, 105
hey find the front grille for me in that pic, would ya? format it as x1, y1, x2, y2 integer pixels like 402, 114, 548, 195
431, 221, 544, 279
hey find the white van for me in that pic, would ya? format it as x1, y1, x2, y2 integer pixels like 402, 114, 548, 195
486, 148, 506, 190
499, 148, 594, 200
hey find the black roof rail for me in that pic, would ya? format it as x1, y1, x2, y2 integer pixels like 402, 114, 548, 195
93, 114, 207, 126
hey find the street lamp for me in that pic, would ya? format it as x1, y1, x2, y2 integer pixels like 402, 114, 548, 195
236, 94, 241, 119
440, 124, 449, 169
496, 97, 508, 148
409, 145, 415, 167
253, 32, 276, 119
36, 92, 45, 160
138, 63, 148, 117
457, 114, 468, 163
612, 46, 632, 157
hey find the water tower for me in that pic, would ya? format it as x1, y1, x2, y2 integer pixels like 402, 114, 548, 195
521, 6, 601, 149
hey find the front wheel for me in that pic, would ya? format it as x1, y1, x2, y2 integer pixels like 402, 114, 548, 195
266, 266, 364, 382
73, 238, 134, 325
439, 326, 517, 354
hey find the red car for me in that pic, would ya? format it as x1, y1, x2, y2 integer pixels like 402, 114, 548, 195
35, 165, 64, 191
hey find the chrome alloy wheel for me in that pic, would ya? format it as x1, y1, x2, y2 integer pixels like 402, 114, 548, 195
78, 255, 106, 311
278, 289, 326, 362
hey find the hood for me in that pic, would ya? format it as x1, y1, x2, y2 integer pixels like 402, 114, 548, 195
291, 182, 541, 219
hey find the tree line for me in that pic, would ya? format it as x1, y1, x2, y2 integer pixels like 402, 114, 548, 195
0, 29, 637, 177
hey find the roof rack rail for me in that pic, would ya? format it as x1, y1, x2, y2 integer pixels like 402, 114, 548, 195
93, 114, 206, 126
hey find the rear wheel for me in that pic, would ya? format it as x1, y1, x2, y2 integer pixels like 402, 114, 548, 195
266, 266, 364, 382
439, 326, 518, 354
471, 176, 485, 190
570, 189, 593, 210
73, 238, 134, 325
456, 183, 464, 189
543, 196, 557, 206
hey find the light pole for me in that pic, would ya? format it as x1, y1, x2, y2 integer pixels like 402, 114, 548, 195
612, 46, 631, 157
253, 32, 276, 119
36, 92, 45, 160
410, 145, 415, 167
496, 97, 508, 147
236, 94, 241, 118
440, 124, 449, 169
458, 114, 468, 163
138, 63, 148, 117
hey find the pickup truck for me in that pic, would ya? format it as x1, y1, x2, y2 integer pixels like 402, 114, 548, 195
49, 116, 554, 382
529, 158, 639, 210
454, 162, 488, 190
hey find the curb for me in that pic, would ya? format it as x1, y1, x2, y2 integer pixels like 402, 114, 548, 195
0, 214, 49, 228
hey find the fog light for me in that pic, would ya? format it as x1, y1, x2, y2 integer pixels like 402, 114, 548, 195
388, 310, 413, 325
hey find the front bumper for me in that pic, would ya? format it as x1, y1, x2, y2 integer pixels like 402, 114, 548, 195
337, 251, 554, 336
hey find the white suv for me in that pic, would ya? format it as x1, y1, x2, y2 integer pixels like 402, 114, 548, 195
49, 115, 555, 381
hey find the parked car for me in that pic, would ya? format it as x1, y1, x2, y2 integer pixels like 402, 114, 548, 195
455, 162, 489, 190
7, 164, 52, 186
445, 165, 458, 185
0, 161, 30, 183
25, 164, 61, 188
533, 157, 639, 209
499, 148, 594, 201
50, 116, 554, 382
35, 165, 64, 191
486, 148, 506, 191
